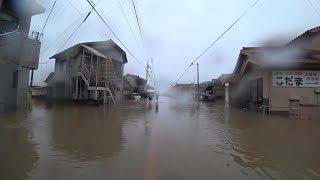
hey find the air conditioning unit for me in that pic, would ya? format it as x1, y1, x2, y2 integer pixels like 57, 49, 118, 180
315, 88, 320, 94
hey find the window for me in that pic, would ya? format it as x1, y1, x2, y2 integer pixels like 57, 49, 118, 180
12, 71, 17, 88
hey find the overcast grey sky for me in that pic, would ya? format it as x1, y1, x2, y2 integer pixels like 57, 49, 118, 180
31, 0, 320, 90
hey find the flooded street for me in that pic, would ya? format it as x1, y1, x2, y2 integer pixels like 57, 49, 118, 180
1, 97, 320, 180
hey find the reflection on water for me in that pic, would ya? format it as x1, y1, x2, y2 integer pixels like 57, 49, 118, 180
0, 98, 319, 180
0, 112, 38, 180
51, 106, 124, 161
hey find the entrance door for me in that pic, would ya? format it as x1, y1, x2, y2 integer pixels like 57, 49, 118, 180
248, 78, 263, 104
257, 78, 263, 104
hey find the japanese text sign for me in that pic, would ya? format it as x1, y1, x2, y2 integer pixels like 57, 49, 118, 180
273, 71, 320, 87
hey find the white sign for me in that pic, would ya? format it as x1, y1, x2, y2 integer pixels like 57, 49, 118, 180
273, 71, 320, 87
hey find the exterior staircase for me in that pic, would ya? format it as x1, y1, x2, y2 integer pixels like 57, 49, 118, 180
78, 58, 120, 104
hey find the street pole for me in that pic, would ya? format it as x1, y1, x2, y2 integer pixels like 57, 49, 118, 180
197, 63, 199, 101
152, 58, 155, 89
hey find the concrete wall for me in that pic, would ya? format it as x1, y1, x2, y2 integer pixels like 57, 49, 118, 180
31, 87, 47, 97
0, 63, 18, 111
257, 66, 320, 111
0, 1, 42, 112
270, 85, 320, 112
231, 66, 320, 112
0, 64, 30, 111
16, 67, 29, 109
19, 34, 41, 69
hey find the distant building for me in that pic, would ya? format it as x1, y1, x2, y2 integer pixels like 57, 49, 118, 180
123, 74, 146, 95
202, 79, 225, 101
0, 0, 45, 112
45, 72, 54, 97
30, 86, 47, 97
49, 40, 127, 104
171, 83, 207, 98
226, 26, 320, 113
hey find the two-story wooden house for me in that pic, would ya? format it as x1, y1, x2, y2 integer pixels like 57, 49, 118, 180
49, 40, 127, 104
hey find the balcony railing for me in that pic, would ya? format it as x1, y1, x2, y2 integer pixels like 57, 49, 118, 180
0, 31, 41, 69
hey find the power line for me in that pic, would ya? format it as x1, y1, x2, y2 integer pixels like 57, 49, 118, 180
49, 0, 68, 23
130, 0, 143, 39
56, 23, 83, 53
172, 0, 261, 85
40, 10, 93, 65
65, 0, 106, 38
171, 65, 192, 86
56, 10, 92, 53
117, 0, 140, 47
40, 1, 116, 58
88, 0, 120, 37
39, 18, 81, 56
85, 0, 146, 68
128, 0, 148, 59
41, 0, 58, 34
306, 0, 320, 17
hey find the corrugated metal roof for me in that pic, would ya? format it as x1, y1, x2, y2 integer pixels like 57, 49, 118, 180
81, 44, 107, 59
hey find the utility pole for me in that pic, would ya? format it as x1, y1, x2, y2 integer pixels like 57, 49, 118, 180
145, 58, 154, 92
144, 59, 150, 92
145, 60, 149, 92
197, 63, 199, 101
152, 58, 155, 89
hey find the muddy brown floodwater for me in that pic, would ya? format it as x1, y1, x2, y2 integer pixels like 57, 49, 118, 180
0, 97, 320, 180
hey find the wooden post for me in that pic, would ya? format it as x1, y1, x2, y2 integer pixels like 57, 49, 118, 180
85, 83, 87, 99
103, 90, 105, 105
95, 89, 98, 100
225, 83, 230, 107
120, 63, 124, 103
79, 77, 82, 100
76, 77, 78, 99
96, 57, 98, 87
89, 53, 93, 85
